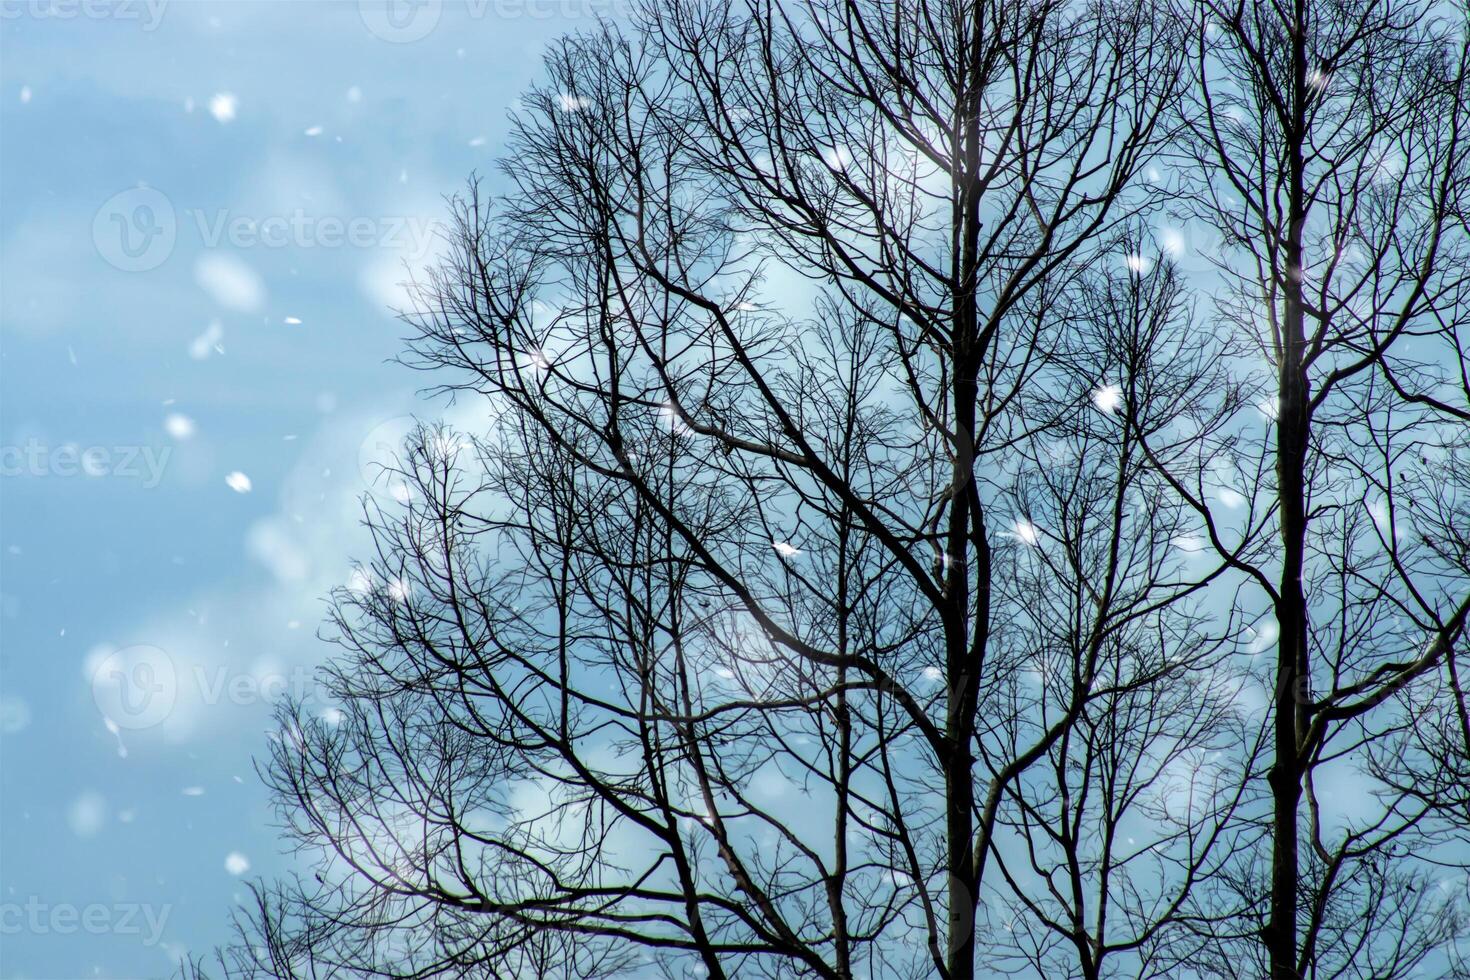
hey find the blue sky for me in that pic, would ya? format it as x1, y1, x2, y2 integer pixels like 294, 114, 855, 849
0, 3, 621, 975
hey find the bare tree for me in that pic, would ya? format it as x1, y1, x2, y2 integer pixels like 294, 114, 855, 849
973, 261, 1262, 979
1156, 1, 1470, 977
188, 1, 1470, 979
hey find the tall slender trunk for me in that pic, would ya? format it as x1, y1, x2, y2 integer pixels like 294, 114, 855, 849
944, 1, 988, 968
945, 300, 980, 980
1268, 361, 1309, 980
1267, 5, 1311, 977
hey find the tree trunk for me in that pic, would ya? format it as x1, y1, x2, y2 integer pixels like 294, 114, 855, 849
1267, 5, 1311, 977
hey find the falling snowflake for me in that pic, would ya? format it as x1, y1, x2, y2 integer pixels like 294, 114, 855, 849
304, 125, 323, 137
103, 717, 127, 758
1158, 228, 1185, 257
283, 316, 302, 325
556, 92, 588, 113
67, 792, 107, 838
182, 786, 205, 796
164, 414, 196, 440
225, 471, 253, 494
19, 85, 32, 104
208, 92, 237, 123
346, 85, 362, 103
1091, 383, 1124, 414
1010, 520, 1040, 546
223, 852, 250, 875
1246, 620, 1279, 655
189, 320, 225, 360
387, 577, 412, 603
1123, 253, 1151, 274
772, 541, 801, 558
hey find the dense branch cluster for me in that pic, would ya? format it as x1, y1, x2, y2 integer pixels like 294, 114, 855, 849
195, 1, 1470, 978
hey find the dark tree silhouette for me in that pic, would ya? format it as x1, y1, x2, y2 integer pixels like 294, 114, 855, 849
1158, 2, 1470, 978
188, 1, 1470, 978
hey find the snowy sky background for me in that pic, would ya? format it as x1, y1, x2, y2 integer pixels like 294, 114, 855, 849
0, 2, 624, 975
